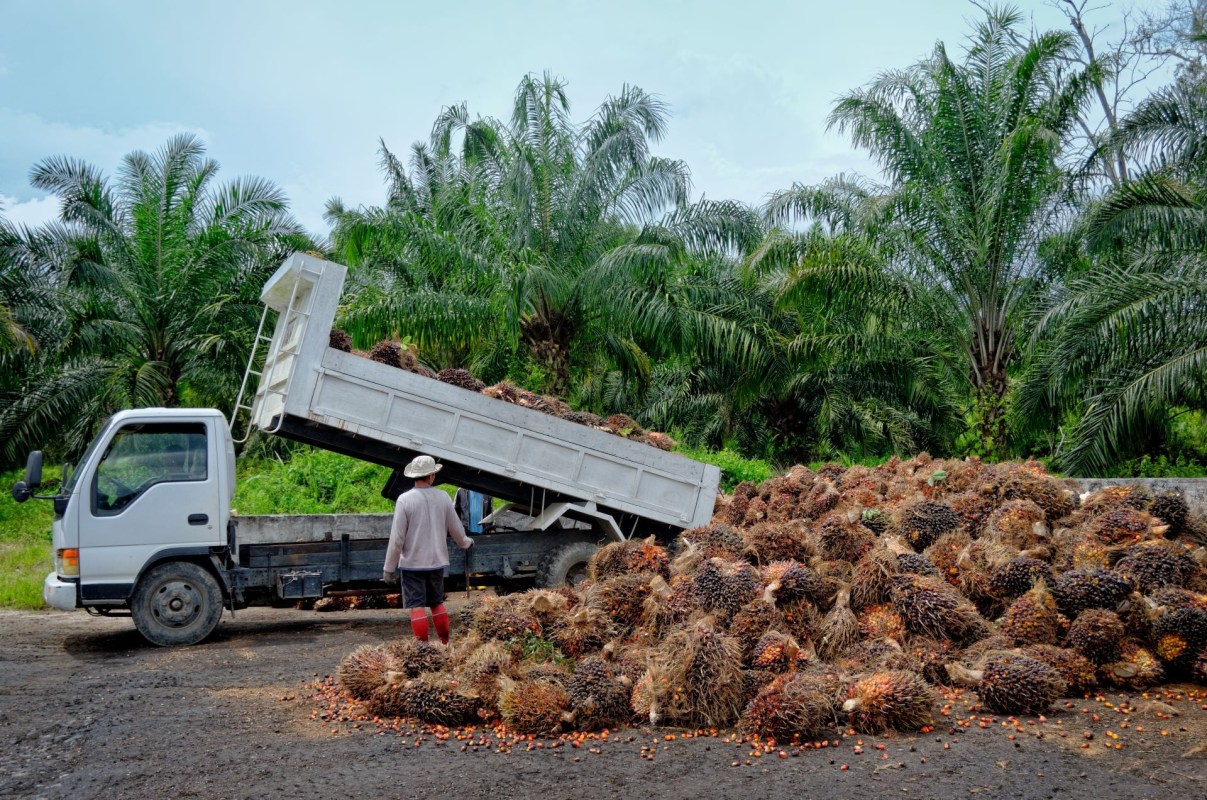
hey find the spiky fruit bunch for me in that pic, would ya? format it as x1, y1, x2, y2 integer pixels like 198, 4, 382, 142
368, 340, 404, 369
948, 491, 999, 537
1066, 610, 1126, 664
1000, 583, 1067, 646
1149, 587, 1207, 613
604, 413, 642, 436
313, 595, 353, 612
743, 524, 810, 564
1049, 569, 1133, 617
328, 328, 353, 352
366, 671, 411, 718
1114, 542, 1197, 592
848, 549, 898, 611
1149, 490, 1189, 533
679, 525, 745, 560
762, 561, 827, 605
843, 671, 935, 734
589, 536, 671, 581
817, 514, 876, 563
1086, 508, 1162, 546
739, 670, 843, 740
988, 558, 1053, 600
498, 678, 570, 735
549, 604, 614, 658
896, 552, 941, 578
975, 652, 1066, 715
1079, 484, 1153, 516
564, 410, 603, 427
985, 500, 1048, 551
682, 622, 745, 727
860, 508, 890, 536
471, 598, 542, 641
724, 482, 758, 526
1023, 645, 1098, 694
1100, 641, 1165, 689
384, 639, 448, 678
818, 588, 859, 660
740, 668, 777, 706
858, 604, 906, 641
640, 574, 696, 637
924, 529, 972, 588
399, 674, 482, 726
730, 600, 781, 658
891, 574, 988, 644
338, 644, 391, 700
590, 572, 656, 630
692, 559, 762, 617
1195, 647, 1207, 682
1151, 606, 1207, 666
436, 367, 485, 392
566, 656, 631, 730
838, 638, 911, 673
750, 631, 807, 672
996, 471, 1078, 521
800, 482, 841, 520
896, 500, 961, 551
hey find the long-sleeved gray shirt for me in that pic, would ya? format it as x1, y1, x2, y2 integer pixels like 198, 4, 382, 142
383, 486, 472, 571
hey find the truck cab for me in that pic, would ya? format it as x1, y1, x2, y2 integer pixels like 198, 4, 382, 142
38, 408, 234, 643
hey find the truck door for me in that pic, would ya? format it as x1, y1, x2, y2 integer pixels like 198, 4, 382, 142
80, 420, 221, 602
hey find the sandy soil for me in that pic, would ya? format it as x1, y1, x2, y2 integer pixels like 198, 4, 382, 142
1, 599, 1204, 800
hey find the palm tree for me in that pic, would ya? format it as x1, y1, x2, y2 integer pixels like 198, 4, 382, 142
332, 73, 709, 397
0, 134, 306, 463
770, 10, 1092, 455
1021, 81, 1207, 474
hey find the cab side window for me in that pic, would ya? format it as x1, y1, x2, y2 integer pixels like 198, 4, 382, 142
92, 423, 208, 516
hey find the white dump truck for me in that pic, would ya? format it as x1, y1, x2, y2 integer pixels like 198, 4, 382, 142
12, 252, 721, 646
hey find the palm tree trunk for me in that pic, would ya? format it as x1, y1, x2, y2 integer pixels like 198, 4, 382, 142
969, 338, 1010, 456
520, 312, 574, 397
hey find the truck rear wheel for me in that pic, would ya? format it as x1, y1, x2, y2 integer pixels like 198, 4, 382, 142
536, 542, 597, 588
131, 561, 224, 646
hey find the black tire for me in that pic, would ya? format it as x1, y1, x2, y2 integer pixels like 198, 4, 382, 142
535, 541, 598, 589
131, 561, 224, 646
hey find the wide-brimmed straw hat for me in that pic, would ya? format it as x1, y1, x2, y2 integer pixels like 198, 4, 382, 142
403, 454, 443, 479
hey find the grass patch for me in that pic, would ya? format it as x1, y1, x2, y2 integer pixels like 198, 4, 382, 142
0, 467, 54, 610
234, 448, 395, 515
0, 539, 51, 609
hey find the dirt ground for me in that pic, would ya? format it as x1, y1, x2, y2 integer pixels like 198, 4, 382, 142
1, 598, 1205, 800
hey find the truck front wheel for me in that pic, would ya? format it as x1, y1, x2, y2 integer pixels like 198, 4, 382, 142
131, 561, 224, 646
536, 541, 598, 589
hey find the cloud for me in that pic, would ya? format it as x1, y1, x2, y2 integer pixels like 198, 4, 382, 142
0, 193, 59, 227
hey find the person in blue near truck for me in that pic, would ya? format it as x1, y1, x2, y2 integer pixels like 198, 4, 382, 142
382, 455, 474, 644
454, 487, 494, 534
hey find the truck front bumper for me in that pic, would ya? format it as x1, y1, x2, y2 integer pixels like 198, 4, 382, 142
43, 572, 78, 611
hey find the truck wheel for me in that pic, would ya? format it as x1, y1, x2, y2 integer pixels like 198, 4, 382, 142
131, 561, 224, 646
536, 542, 597, 589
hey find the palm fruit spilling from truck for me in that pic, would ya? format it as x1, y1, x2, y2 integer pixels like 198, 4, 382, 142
332, 457, 1207, 741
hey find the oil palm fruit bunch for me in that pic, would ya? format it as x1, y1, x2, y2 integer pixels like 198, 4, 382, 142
384, 639, 448, 677
1100, 641, 1165, 689
498, 676, 570, 735
1000, 582, 1067, 645
843, 671, 935, 734
566, 656, 632, 730
436, 367, 485, 392
891, 573, 988, 644
328, 328, 353, 352
739, 669, 843, 741
988, 558, 1053, 600
895, 499, 961, 551
1049, 569, 1133, 617
338, 644, 392, 700
1065, 609, 1126, 664
1114, 541, 1197, 592
947, 652, 1066, 715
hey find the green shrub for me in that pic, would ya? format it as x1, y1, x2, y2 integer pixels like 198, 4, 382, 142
1104, 454, 1207, 478
675, 445, 774, 493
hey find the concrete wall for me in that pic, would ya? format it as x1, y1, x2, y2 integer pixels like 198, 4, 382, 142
1070, 478, 1207, 515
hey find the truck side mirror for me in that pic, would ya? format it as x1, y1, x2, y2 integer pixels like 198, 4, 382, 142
24, 450, 43, 490
11, 480, 30, 503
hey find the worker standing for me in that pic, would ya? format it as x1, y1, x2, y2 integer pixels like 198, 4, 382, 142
382, 455, 473, 644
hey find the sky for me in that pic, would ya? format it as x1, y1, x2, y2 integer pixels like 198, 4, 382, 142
0, 0, 1172, 237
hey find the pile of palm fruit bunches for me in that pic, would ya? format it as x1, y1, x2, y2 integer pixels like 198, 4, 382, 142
336, 455, 1207, 739
329, 331, 674, 451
